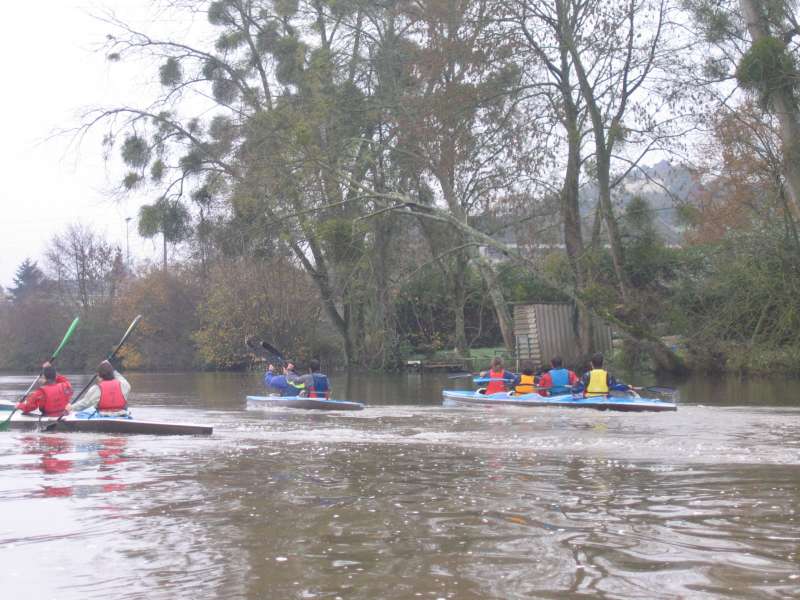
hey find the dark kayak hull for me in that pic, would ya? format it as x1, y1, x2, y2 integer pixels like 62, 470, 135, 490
442, 390, 677, 412
246, 395, 364, 411
4, 414, 213, 435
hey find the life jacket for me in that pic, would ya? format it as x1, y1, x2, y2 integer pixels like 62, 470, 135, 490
39, 381, 71, 416
515, 374, 536, 395
485, 369, 507, 394
309, 374, 330, 399
549, 368, 571, 395
585, 369, 609, 397
97, 379, 127, 411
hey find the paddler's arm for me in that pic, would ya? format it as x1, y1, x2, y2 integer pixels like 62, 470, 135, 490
608, 374, 629, 392
69, 385, 101, 413
16, 389, 43, 413
114, 370, 131, 399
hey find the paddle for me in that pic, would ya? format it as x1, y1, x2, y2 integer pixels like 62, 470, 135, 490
0, 316, 80, 432
629, 385, 677, 395
43, 315, 142, 432
472, 376, 520, 384
447, 372, 479, 379
245, 337, 285, 365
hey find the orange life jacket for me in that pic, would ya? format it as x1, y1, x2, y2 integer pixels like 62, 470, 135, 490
98, 380, 127, 411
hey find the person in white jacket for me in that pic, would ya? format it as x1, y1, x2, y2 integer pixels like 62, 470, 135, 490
66, 360, 131, 416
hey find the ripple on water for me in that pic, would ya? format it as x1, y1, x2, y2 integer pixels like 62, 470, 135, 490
0, 397, 799, 599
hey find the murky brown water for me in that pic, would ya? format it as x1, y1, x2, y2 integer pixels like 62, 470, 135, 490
0, 371, 798, 599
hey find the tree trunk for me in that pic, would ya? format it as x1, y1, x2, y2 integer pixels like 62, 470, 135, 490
474, 256, 514, 352
162, 233, 168, 272
740, 0, 800, 218
595, 152, 630, 301
452, 251, 469, 357
559, 51, 593, 355
373, 215, 401, 368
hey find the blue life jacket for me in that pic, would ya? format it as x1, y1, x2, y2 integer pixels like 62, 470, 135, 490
311, 373, 330, 398
549, 368, 571, 395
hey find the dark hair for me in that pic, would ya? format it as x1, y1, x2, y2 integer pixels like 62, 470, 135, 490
591, 353, 604, 368
309, 358, 321, 372
97, 361, 115, 380
550, 356, 563, 368
42, 365, 57, 382
520, 360, 535, 375
490, 357, 503, 370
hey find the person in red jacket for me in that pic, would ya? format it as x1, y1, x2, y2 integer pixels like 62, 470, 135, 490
16, 362, 73, 416
479, 357, 519, 395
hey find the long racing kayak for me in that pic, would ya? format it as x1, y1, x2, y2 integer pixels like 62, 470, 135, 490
3, 412, 213, 435
442, 390, 677, 412
246, 395, 365, 411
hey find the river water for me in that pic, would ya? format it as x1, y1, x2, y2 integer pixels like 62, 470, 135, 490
0, 371, 798, 599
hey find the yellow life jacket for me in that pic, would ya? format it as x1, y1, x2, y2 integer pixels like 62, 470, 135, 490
515, 374, 536, 395
586, 369, 609, 397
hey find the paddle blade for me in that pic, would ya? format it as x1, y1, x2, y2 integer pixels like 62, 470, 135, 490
0, 408, 17, 432
260, 341, 284, 360
645, 386, 678, 397
51, 316, 80, 361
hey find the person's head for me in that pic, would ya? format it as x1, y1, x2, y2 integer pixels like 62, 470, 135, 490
550, 356, 563, 369
521, 360, 535, 376
97, 360, 115, 381
591, 353, 604, 369
286, 361, 295, 372
490, 357, 503, 371
42, 364, 57, 383
308, 358, 321, 373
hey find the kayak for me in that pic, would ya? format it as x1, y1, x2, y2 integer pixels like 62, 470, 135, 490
442, 390, 677, 412
246, 395, 365, 411
2, 412, 213, 435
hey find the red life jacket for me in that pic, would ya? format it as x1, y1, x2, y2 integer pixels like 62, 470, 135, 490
40, 381, 71, 416
97, 379, 127, 411
485, 369, 507, 394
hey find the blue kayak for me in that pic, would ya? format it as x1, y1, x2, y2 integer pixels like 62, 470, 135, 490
246, 395, 365, 411
442, 390, 677, 412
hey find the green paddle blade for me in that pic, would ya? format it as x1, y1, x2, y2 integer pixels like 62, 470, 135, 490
51, 316, 80, 360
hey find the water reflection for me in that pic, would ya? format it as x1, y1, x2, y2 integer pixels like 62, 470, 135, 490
0, 372, 799, 599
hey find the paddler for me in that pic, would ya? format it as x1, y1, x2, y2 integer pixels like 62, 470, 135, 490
513, 361, 537, 395
66, 360, 130, 416
538, 356, 580, 396
479, 357, 519, 395
264, 362, 305, 397
576, 353, 629, 397
16, 361, 73, 416
298, 359, 331, 399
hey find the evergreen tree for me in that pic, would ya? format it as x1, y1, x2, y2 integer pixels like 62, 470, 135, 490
10, 259, 46, 303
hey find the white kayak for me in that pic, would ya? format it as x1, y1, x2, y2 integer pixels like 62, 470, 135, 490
1, 411, 213, 435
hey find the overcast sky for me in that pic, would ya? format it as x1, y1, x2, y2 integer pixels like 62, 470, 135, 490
0, 1, 208, 289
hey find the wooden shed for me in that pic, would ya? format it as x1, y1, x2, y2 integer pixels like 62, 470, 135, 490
513, 302, 612, 369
